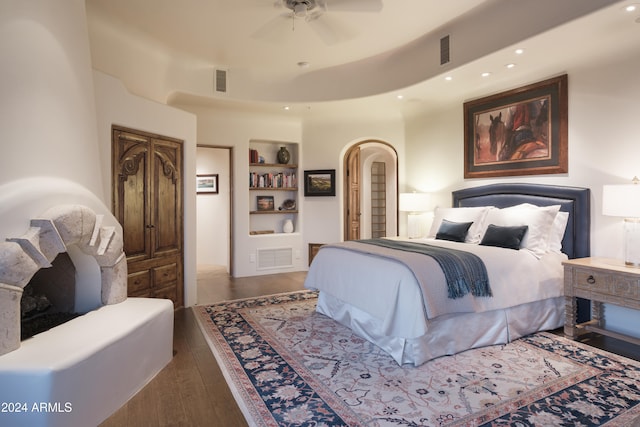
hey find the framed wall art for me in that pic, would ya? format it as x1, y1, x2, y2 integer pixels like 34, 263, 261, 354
463, 74, 568, 178
256, 195, 275, 211
304, 169, 335, 197
196, 174, 218, 194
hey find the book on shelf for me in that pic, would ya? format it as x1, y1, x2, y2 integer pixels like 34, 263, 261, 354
249, 148, 261, 164
249, 171, 297, 188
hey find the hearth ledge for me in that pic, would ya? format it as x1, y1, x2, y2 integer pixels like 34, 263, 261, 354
0, 297, 173, 427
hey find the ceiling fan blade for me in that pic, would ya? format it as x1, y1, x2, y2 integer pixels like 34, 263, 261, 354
251, 13, 294, 43
324, 0, 383, 12
307, 13, 355, 45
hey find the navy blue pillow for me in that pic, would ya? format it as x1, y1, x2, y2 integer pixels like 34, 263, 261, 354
435, 219, 473, 242
480, 224, 529, 250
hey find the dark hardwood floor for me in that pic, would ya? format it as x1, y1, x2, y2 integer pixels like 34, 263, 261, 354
101, 266, 639, 426
100, 266, 306, 427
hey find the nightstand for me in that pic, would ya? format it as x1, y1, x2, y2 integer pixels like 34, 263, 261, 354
563, 257, 640, 346
308, 243, 325, 266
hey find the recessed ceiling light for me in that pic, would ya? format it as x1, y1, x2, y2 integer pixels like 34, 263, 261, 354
396, 94, 404, 100
515, 48, 524, 55
505, 63, 516, 69
283, 106, 290, 110
624, 4, 638, 12
481, 72, 491, 77
444, 76, 453, 81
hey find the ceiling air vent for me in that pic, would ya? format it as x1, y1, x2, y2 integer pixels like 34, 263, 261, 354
440, 35, 450, 65
215, 68, 227, 93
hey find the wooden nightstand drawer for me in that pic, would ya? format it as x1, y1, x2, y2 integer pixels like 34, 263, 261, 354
610, 276, 640, 300
563, 257, 640, 346
574, 269, 609, 293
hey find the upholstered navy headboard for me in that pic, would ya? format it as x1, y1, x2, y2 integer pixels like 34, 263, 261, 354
452, 183, 590, 259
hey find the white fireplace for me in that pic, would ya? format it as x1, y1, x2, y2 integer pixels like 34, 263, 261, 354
0, 204, 173, 427
0, 204, 128, 354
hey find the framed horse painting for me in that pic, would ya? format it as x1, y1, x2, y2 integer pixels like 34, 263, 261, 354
463, 74, 568, 178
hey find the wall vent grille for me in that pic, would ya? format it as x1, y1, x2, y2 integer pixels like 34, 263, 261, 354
215, 69, 227, 93
440, 35, 450, 65
257, 247, 293, 270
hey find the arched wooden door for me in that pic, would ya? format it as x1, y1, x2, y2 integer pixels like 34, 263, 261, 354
344, 145, 361, 240
343, 141, 398, 241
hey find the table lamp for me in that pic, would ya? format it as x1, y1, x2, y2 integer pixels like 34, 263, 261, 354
399, 192, 430, 238
602, 176, 640, 267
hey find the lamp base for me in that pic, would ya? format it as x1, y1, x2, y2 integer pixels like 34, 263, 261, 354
407, 213, 423, 239
624, 218, 640, 268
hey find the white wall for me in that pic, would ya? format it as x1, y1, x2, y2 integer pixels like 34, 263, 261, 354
176, 105, 305, 277
173, 106, 407, 274
0, 0, 121, 303
301, 115, 406, 247
405, 49, 640, 338
196, 146, 230, 270
0, 0, 110, 239
93, 71, 198, 307
0, 1, 200, 307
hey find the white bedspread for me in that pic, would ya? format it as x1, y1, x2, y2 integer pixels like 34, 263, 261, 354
304, 238, 567, 339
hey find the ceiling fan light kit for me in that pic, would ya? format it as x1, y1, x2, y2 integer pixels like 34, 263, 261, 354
286, 0, 317, 18
255, 0, 383, 45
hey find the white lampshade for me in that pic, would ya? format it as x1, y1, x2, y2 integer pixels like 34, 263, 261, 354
602, 183, 640, 218
399, 192, 430, 213
399, 192, 430, 238
603, 179, 640, 267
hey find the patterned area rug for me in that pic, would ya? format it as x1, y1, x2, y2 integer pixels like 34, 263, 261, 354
193, 291, 640, 426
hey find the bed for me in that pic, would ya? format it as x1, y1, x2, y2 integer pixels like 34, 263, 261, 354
304, 183, 590, 366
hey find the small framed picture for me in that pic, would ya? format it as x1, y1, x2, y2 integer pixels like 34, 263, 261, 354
304, 170, 335, 197
256, 195, 275, 211
197, 174, 219, 194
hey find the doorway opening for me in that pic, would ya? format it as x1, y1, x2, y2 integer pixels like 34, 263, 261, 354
343, 140, 398, 241
196, 145, 233, 276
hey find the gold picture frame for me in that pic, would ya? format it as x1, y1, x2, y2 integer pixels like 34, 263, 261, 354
463, 74, 568, 178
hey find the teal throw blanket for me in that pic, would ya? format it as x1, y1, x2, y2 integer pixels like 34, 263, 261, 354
357, 239, 492, 299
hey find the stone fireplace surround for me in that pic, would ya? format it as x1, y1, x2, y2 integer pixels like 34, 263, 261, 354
0, 204, 173, 426
0, 204, 127, 354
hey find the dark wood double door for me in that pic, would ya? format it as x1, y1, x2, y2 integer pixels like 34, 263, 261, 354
112, 126, 184, 308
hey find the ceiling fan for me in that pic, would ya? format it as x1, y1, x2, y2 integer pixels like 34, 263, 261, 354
253, 0, 384, 45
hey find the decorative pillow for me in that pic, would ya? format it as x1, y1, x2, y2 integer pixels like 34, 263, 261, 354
548, 211, 569, 253
435, 219, 473, 242
429, 206, 492, 244
479, 204, 560, 256
480, 224, 529, 250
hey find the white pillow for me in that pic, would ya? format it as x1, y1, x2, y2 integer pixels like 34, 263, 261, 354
548, 211, 569, 253
479, 204, 561, 255
428, 206, 492, 244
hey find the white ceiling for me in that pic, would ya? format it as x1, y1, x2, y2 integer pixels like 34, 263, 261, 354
85, 0, 640, 118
